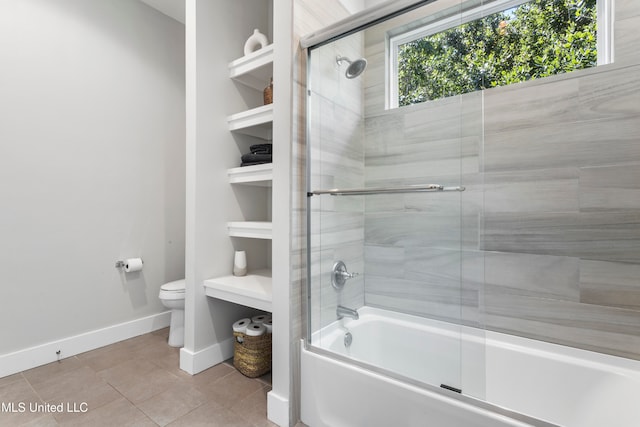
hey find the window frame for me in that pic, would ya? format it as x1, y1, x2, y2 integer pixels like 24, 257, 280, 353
387, 0, 613, 109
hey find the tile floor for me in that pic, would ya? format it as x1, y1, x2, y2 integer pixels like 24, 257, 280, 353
0, 328, 279, 426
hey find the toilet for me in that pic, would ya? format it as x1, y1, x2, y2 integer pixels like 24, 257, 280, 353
159, 279, 185, 347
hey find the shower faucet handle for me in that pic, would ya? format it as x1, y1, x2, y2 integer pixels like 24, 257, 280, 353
332, 261, 359, 290
337, 270, 358, 279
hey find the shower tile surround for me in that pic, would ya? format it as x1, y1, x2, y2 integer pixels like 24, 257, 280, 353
291, 0, 366, 422
298, 0, 640, 362
306, 29, 367, 332
478, 61, 640, 358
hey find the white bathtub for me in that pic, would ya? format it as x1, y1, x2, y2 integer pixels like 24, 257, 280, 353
301, 306, 640, 427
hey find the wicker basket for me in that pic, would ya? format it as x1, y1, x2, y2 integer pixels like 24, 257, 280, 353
233, 330, 272, 378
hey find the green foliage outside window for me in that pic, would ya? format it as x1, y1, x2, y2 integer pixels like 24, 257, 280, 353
397, 0, 597, 106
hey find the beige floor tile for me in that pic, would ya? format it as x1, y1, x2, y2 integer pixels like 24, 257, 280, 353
0, 378, 42, 403
32, 367, 121, 424
96, 358, 157, 388
20, 414, 59, 426
118, 331, 172, 356
22, 357, 85, 388
49, 380, 121, 424
136, 379, 207, 426
0, 410, 56, 427
112, 367, 181, 405
165, 402, 249, 427
152, 327, 170, 338
0, 379, 46, 426
31, 366, 103, 401
254, 370, 272, 387
130, 339, 179, 362
0, 373, 24, 388
148, 347, 183, 378
197, 370, 264, 409
127, 331, 169, 347
76, 343, 134, 373
179, 362, 235, 388
229, 385, 277, 427
57, 397, 155, 427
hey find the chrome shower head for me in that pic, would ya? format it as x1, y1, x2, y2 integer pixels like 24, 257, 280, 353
336, 55, 368, 79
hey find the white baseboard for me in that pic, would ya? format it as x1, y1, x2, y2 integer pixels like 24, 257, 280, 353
0, 311, 171, 378
179, 337, 235, 375
267, 390, 290, 427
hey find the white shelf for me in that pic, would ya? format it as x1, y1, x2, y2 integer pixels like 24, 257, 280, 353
228, 163, 273, 186
228, 221, 272, 239
204, 269, 272, 312
229, 44, 274, 91
227, 104, 273, 139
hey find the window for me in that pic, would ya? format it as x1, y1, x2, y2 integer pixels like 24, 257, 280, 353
389, 0, 612, 108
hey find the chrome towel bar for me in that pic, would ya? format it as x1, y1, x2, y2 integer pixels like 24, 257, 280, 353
308, 184, 465, 196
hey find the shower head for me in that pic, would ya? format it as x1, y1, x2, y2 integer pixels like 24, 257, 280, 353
336, 55, 368, 79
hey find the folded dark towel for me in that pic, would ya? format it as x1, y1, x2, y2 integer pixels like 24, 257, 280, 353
241, 161, 271, 167
249, 143, 272, 154
241, 153, 273, 163
241, 153, 272, 163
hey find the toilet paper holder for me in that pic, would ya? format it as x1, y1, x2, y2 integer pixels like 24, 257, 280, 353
115, 258, 144, 272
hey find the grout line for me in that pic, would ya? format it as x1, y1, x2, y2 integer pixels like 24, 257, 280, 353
163, 401, 208, 427
21, 372, 45, 405
254, 371, 273, 387
138, 410, 162, 427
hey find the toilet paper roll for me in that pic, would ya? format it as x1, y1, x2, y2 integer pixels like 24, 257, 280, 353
263, 318, 273, 334
245, 323, 266, 337
124, 258, 143, 273
232, 318, 251, 333
251, 314, 268, 324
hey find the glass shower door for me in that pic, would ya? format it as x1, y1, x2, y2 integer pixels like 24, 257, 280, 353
305, 0, 484, 397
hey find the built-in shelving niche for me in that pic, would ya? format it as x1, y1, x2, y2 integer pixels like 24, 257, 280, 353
228, 44, 274, 90
228, 163, 273, 187
227, 104, 273, 139
205, 44, 274, 311
204, 269, 272, 312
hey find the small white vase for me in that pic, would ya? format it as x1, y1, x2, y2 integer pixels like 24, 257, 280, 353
244, 29, 269, 56
233, 250, 247, 276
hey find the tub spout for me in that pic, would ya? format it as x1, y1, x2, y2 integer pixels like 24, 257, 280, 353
337, 305, 359, 320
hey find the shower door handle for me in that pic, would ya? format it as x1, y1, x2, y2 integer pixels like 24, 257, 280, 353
332, 261, 359, 290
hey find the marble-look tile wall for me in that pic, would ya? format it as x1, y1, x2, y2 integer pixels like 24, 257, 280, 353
291, 0, 364, 364
360, 0, 640, 360
306, 33, 367, 334
362, 91, 484, 327
480, 67, 640, 360
291, 1, 368, 422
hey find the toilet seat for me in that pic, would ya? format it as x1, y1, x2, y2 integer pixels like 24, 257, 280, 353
159, 279, 185, 300
161, 279, 185, 292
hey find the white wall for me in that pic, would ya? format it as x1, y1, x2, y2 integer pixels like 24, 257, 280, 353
0, 0, 185, 355
139, 0, 185, 23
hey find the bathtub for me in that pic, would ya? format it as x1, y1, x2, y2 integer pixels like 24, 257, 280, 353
301, 306, 640, 427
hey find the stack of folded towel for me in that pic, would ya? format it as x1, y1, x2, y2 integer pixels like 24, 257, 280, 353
241, 143, 272, 166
